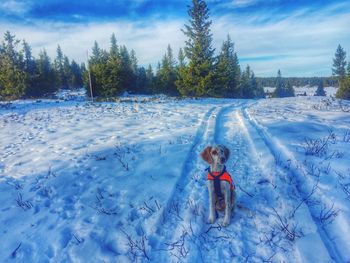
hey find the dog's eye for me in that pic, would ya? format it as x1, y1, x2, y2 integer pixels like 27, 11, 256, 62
211, 150, 218, 155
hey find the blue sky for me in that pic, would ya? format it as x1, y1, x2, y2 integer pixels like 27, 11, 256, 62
1, 0, 349, 77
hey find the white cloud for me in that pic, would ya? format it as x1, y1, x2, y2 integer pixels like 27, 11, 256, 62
0, 0, 30, 15
232, 0, 257, 8
0, 18, 186, 69
0, 2, 349, 77
211, 4, 350, 76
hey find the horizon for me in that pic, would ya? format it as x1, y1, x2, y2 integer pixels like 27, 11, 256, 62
1, 0, 349, 77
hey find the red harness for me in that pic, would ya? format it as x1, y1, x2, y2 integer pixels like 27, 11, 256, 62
207, 167, 235, 191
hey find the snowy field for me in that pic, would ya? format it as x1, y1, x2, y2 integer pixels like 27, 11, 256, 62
0, 91, 350, 262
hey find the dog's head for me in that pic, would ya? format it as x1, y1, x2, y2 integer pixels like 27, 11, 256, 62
200, 145, 230, 165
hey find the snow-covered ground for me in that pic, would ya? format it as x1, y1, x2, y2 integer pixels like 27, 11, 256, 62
0, 92, 349, 262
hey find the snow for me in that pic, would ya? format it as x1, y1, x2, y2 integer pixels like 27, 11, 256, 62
264, 86, 338, 97
1, 91, 349, 262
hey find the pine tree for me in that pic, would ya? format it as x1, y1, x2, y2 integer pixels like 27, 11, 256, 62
110, 33, 118, 58
347, 61, 350, 76
105, 34, 123, 96
314, 80, 326, 96
332, 44, 347, 82
272, 70, 295, 98
241, 65, 255, 98
54, 45, 69, 89
136, 66, 147, 94
156, 45, 178, 95
176, 48, 186, 95
0, 31, 26, 100
33, 49, 57, 97
273, 69, 284, 98
70, 60, 83, 88
129, 49, 139, 93
91, 41, 102, 64
215, 35, 241, 97
63, 56, 72, 88
336, 75, 350, 100
251, 73, 265, 98
22, 39, 37, 97
22, 40, 36, 75
86, 41, 109, 98
176, 0, 215, 97
119, 45, 133, 93
178, 48, 186, 68
145, 64, 154, 94
284, 82, 295, 97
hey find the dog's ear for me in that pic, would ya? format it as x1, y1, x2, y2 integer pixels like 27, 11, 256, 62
223, 146, 230, 161
201, 146, 213, 164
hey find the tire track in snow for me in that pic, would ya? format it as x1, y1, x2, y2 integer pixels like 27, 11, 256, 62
151, 102, 243, 262
196, 101, 329, 262
241, 106, 342, 262
194, 102, 284, 262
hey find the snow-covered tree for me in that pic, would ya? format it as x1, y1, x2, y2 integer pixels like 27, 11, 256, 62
273, 70, 295, 98
314, 81, 326, 96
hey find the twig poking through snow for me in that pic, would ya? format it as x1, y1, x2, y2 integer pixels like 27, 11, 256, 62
16, 193, 32, 211
237, 184, 254, 197
11, 243, 21, 258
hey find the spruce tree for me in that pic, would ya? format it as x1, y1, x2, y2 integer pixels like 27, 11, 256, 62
215, 35, 241, 98
241, 65, 254, 98
105, 34, 123, 96
284, 82, 295, 97
314, 80, 326, 96
86, 41, 109, 98
136, 67, 147, 94
33, 49, 57, 97
332, 44, 347, 83
0, 31, 26, 100
63, 56, 72, 88
22, 40, 36, 75
336, 74, 350, 100
119, 45, 133, 93
251, 73, 265, 98
129, 49, 138, 93
176, 0, 215, 97
272, 70, 295, 98
178, 48, 186, 68
157, 45, 178, 95
91, 41, 102, 64
145, 64, 154, 94
22, 39, 37, 97
70, 60, 83, 88
54, 45, 69, 89
273, 69, 284, 97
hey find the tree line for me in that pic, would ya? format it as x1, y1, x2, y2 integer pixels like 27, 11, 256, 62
1, 0, 349, 101
0, 31, 85, 100
85, 0, 264, 99
257, 77, 336, 88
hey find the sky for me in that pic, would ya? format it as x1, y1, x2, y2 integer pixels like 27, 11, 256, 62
0, 0, 349, 77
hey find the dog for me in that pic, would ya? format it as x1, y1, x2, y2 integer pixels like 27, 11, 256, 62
201, 145, 236, 226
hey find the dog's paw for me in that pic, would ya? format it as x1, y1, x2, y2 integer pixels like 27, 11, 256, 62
223, 217, 230, 227
208, 215, 215, 224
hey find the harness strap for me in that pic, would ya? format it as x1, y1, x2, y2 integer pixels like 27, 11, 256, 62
207, 166, 226, 198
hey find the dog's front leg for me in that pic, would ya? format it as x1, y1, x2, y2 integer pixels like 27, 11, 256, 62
207, 180, 216, 224
222, 182, 231, 226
